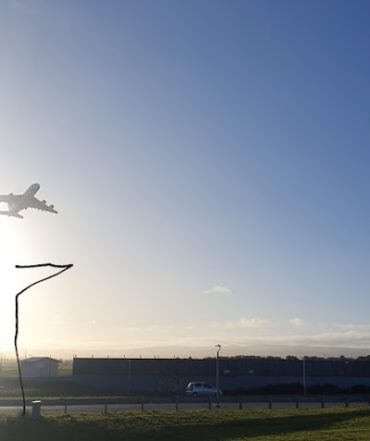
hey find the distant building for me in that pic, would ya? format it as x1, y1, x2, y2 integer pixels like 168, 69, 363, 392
21, 357, 61, 377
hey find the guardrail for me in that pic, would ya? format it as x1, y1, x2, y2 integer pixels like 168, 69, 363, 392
2, 395, 370, 417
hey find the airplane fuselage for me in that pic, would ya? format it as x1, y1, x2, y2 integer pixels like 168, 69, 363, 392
0, 184, 57, 219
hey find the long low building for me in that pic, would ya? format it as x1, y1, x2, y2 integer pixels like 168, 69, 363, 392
72, 356, 370, 394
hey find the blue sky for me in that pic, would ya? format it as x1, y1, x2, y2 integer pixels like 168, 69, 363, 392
1, 0, 370, 357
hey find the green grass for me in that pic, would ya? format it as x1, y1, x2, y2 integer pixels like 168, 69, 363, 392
1, 408, 370, 440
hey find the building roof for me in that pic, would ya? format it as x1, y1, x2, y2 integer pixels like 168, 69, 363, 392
21, 357, 61, 364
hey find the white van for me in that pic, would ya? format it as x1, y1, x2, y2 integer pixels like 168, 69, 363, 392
185, 381, 222, 396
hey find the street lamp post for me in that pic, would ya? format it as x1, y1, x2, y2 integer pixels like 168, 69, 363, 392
127, 359, 132, 396
215, 344, 221, 407
302, 357, 307, 396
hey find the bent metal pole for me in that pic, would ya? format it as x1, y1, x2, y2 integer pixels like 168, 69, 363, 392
14, 263, 73, 416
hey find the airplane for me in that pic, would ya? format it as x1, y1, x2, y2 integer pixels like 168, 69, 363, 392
0, 184, 58, 219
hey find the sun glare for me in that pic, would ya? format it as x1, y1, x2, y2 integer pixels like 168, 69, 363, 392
0, 221, 20, 351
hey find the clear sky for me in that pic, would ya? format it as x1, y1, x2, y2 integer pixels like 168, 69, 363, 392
1, 0, 370, 358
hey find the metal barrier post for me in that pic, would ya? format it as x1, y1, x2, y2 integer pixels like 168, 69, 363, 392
141, 399, 144, 412
239, 398, 243, 410
268, 398, 272, 410
64, 403, 68, 415
31, 400, 42, 418
175, 396, 179, 411
208, 398, 212, 410
344, 397, 349, 408
321, 397, 325, 409
296, 399, 299, 409
104, 403, 108, 414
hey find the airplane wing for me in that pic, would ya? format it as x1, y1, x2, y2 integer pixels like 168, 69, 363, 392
0, 211, 23, 219
0, 195, 11, 203
29, 197, 58, 214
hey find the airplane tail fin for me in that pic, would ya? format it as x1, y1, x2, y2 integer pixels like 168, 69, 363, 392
24, 183, 40, 197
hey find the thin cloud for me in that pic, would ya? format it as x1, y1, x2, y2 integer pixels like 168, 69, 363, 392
226, 318, 268, 329
204, 285, 232, 296
332, 323, 370, 331
289, 318, 304, 326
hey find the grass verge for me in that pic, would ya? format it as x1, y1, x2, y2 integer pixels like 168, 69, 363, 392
1, 408, 370, 440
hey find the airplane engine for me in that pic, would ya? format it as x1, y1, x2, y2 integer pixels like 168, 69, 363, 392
50, 205, 54, 209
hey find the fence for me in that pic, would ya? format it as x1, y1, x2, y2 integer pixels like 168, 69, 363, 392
2, 395, 370, 417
